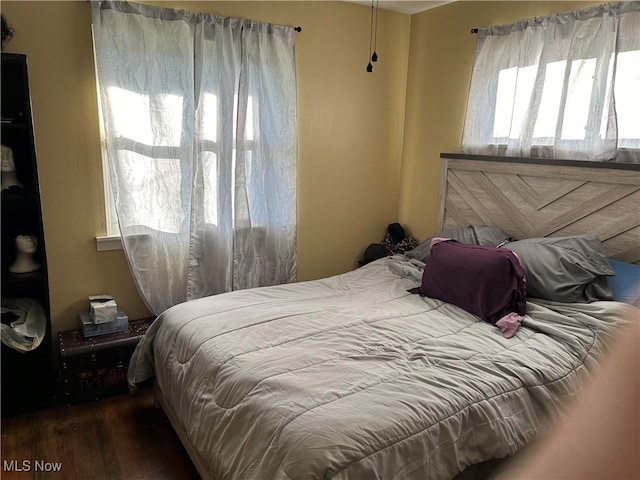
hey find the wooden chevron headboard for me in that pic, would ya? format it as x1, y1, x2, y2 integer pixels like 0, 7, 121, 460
437, 154, 640, 264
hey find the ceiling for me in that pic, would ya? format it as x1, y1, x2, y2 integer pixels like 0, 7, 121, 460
344, 1, 453, 15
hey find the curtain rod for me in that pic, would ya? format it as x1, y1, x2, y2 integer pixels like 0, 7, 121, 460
86, 0, 302, 32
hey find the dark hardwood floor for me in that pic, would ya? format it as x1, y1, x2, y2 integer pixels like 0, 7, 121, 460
1, 388, 200, 479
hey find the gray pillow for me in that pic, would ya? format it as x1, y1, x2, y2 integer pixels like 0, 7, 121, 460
405, 225, 512, 263
503, 235, 614, 303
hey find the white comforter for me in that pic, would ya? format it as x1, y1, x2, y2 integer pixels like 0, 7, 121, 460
128, 257, 635, 480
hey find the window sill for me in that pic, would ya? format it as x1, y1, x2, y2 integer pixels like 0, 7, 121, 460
96, 234, 123, 252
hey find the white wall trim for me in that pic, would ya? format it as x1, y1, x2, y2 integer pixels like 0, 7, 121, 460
96, 234, 123, 251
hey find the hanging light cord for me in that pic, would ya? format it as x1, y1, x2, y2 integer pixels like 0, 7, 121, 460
367, 0, 375, 72
372, 0, 379, 62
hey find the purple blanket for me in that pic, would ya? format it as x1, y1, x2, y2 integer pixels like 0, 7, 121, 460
410, 239, 527, 337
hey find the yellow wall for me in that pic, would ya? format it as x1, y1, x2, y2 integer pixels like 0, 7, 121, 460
1, 0, 600, 346
399, 1, 599, 241
0, 1, 410, 338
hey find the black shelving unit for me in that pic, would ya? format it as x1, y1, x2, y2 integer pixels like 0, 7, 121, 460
1, 52, 52, 417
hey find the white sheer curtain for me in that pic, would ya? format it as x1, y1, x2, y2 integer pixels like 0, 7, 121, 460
91, 1, 297, 315
462, 1, 640, 162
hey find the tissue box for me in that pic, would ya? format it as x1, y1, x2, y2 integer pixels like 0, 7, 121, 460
89, 295, 118, 324
81, 310, 128, 337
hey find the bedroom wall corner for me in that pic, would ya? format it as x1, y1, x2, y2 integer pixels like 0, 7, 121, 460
282, 2, 412, 280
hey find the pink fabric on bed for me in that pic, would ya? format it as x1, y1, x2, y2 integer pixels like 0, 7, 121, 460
496, 312, 524, 339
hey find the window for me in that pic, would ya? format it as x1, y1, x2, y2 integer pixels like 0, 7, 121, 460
462, 2, 640, 162
99, 91, 257, 240
92, 1, 297, 311
491, 54, 639, 148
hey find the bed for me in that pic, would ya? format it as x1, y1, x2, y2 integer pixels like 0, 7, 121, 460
128, 155, 640, 480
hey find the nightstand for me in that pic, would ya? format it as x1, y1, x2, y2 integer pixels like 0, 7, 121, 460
58, 317, 153, 405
